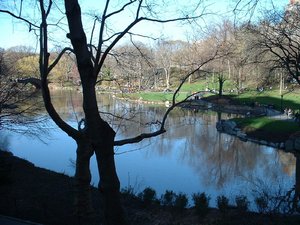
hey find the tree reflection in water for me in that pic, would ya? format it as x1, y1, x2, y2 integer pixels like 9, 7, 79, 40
4, 90, 297, 209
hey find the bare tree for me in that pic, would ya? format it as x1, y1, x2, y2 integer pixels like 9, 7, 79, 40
1, 0, 215, 224
155, 40, 184, 91
246, 2, 300, 86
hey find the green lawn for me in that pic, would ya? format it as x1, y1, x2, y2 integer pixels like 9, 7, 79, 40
179, 80, 235, 92
118, 81, 300, 110
233, 117, 300, 133
179, 81, 207, 92
119, 92, 189, 102
232, 116, 300, 142
229, 89, 300, 111
180, 82, 300, 111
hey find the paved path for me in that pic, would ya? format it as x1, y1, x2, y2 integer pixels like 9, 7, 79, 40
0, 215, 43, 225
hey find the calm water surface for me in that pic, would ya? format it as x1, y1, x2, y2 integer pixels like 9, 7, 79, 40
1, 90, 296, 207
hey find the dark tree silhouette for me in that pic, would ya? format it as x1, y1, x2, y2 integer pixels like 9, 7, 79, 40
1, 0, 216, 224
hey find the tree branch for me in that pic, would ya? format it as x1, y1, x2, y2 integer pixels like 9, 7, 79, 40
39, 0, 80, 140
105, 0, 138, 19
0, 9, 39, 30
114, 50, 217, 146
48, 47, 74, 74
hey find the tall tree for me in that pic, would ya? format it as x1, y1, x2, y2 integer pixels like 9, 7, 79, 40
1, 1, 214, 224
246, 3, 300, 85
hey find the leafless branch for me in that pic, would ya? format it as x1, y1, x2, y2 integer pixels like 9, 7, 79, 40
128, 31, 158, 41
129, 34, 153, 67
48, 47, 74, 74
105, 0, 138, 19
0, 9, 39, 30
46, 0, 53, 18
114, 51, 217, 146
39, 0, 80, 140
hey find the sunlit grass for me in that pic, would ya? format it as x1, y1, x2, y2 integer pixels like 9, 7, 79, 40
179, 81, 207, 92
179, 80, 235, 92
232, 117, 300, 133
119, 92, 188, 102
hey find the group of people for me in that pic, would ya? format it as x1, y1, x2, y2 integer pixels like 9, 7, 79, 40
285, 108, 300, 123
284, 108, 294, 118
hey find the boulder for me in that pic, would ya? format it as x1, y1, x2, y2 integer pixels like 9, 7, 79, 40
285, 139, 294, 151
294, 138, 300, 150
226, 120, 237, 130
216, 120, 224, 131
236, 131, 247, 139
260, 140, 268, 145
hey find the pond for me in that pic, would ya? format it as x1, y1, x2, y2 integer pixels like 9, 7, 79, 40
1, 90, 296, 209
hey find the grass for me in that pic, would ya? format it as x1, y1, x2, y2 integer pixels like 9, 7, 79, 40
119, 92, 189, 102
180, 81, 300, 111
179, 81, 207, 92
232, 116, 300, 142
233, 117, 300, 133
229, 89, 300, 111
179, 80, 235, 92
117, 81, 300, 111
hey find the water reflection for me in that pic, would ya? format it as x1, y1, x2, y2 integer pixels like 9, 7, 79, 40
4, 90, 296, 207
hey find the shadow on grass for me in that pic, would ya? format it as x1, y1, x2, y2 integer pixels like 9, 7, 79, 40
231, 94, 300, 112
233, 116, 300, 143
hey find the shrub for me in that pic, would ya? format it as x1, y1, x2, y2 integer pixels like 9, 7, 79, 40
217, 195, 229, 213
161, 190, 176, 206
138, 187, 157, 205
192, 192, 210, 217
174, 193, 188, 211
121, 185, 135, 197
255, 196, 268, 213
235, 195, 249, 212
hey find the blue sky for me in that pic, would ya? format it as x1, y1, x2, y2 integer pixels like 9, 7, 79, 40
0, 0, 288, 50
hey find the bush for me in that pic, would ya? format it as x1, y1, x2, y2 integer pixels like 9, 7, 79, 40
121, 185, 135, 197
255, 196, 268, 213
217, 195, 229, 213
235, 195, 249, 212
174, 193, 188, 211
138, 187, 157, 205
192, 192, 210, 217
161, 190, 176, 206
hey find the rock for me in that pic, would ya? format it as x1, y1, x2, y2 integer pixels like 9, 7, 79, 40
260, 140, 268, 145
216, 121, 224, 131
226, 120, 237, 130
269, 142, 277, 148
252, 139, 260, 144
285, 139, 294, 151
236, 131, 247, 141
280, 142, 285, 149
294, 138, 300, 150
223, 121, 237, 134
236, 131, 247, 138
233, 128, 241, 132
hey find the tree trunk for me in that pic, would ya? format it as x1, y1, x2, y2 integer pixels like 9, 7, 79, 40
94, 122, 127, 225
80, 83, 126, 224
64, 1, 127, 223
218, 79, 224, 97
74, 138, 95, 224
164, 68, 170, 90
